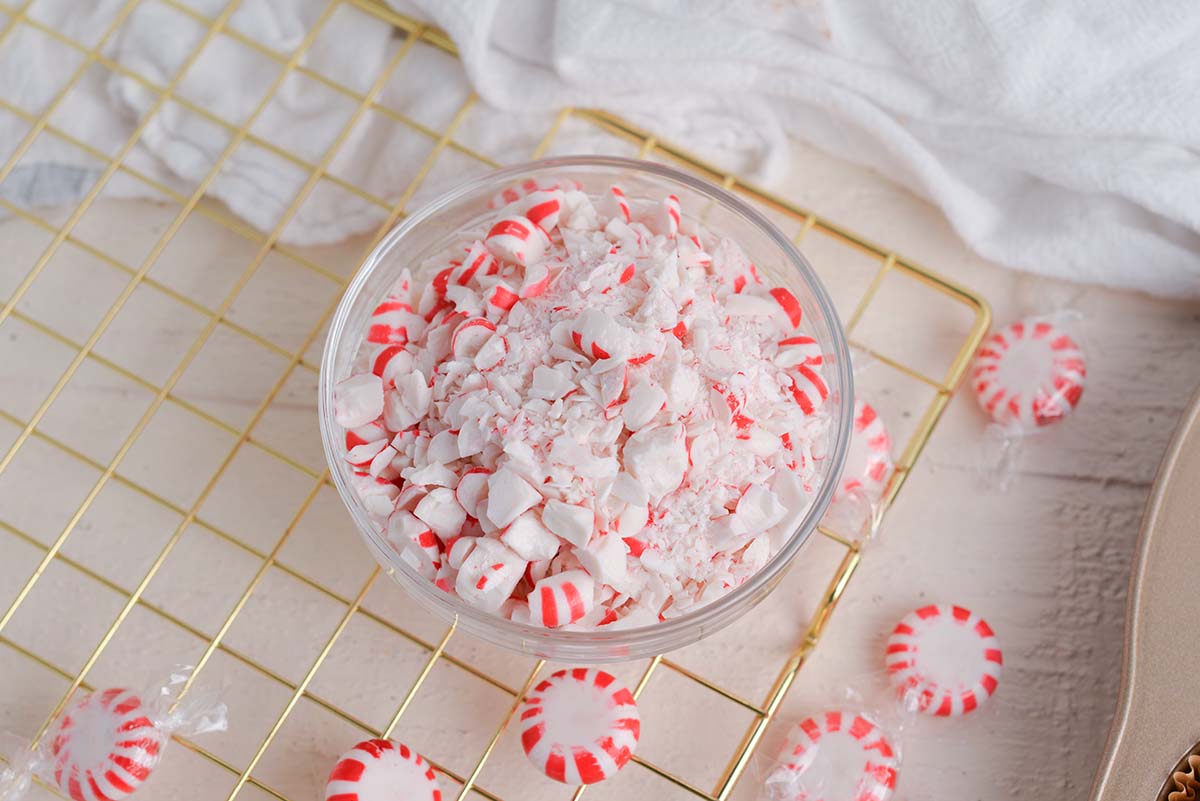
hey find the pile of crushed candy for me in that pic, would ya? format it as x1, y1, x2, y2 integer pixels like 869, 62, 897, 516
332, 178, 832, 630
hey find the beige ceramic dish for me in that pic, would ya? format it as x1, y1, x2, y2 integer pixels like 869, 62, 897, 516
1091, 386, 1200, 801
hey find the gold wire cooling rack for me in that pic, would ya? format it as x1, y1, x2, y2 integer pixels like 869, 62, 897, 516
0, 1, 990, 799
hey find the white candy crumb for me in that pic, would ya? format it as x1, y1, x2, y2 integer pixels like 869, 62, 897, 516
486, 467, 543, 528
334, 374, 384, 428
541, 500, 594, 549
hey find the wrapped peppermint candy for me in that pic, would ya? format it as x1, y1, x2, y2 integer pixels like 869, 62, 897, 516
820, 395, 894, 543
973, 317, 1085, 430
0, 667, 227, 801
836, 400, 893, 503
762, 604, 1002, 800
764, 709, 899, 801
972, 314, 1086, 490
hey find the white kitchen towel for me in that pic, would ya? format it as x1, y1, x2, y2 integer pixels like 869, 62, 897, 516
2, 0, 1198, 298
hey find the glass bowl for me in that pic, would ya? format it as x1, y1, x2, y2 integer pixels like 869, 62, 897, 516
319, 156, 853, 663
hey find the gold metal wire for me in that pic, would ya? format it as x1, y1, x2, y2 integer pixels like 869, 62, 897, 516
0, 2, 991, 799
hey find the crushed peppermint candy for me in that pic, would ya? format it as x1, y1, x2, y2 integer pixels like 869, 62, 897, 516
334, 178, 833, 628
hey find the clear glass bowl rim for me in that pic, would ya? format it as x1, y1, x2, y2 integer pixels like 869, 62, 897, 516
318, 155, 854, 661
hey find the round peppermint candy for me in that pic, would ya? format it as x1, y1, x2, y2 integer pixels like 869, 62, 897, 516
47, 688, 167, 801
886, 604, 1003, 716
771, 709, 899, 801
837, 400, 892, 501
972, 318, 1085, 429
324, 739, 441, 801
518, 668, 640, 784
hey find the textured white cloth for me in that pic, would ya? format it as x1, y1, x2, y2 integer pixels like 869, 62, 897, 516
2, 0, 1198, 297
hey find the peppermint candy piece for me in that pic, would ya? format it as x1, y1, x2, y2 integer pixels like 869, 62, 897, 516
484, 215, 549, 266
488, 176, 580, 210
654, 194, 680, 239
333, 374, 384, 429
836, 400, 893, 501
324, 738, 441, 801
770, 709, 898, 801
886, 604, 1003, 716
521, 189, 564, 231
601, 185, 631, 223
519, 668, 640, 784
972, 317, 1085, 428
528, 569, 595, 628
47, 688, 168, 801
366, 293, 422, 347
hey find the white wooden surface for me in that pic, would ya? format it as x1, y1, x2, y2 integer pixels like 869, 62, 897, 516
769, 140, 1200, 800
2, 137, 1199, 801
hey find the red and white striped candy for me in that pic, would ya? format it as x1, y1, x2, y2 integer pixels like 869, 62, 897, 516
485, 215, 550, 266
454, 468, 490, 520
345, 421, 389, 467
324, 738, 441, 801
768, 287, 803, 328
660, 194, 680, 239
972, 318, 1085, 429
448, 242, 498, 288
837, 400, 892, 500
774, 334, 822, 368
710, 238, 759, 293
521, 189, 564, 231
488, 177, 580, 209
450, 317, 497, 360
773, 710, 898, 801
351, 470, 400, 520
366, 294, 424, 347
387, 509, 443, 578
602, 185, 631, 223
886, 604, 1003, 717
520, 261, 555, 298
454, 537, 526, 613
568, 308, 625, 361
369, 344, 413, 385
528, 569, 594, 628
677, 234, 711, 270
485, 281, 521, 313
490, 177, 545, 209
785, 364, 829, 416
518, 668, 640, 784
47, 688, 167, 801
617, 262, 636, 286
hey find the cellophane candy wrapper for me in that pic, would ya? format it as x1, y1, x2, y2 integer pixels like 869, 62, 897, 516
0, 666, 227, 801
821, 372, 895, 543
759, 683, 909, 801
972, 311, 1086, 491
759, 603, 1003, 800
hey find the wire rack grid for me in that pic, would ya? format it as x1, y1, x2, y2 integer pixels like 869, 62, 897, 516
0, 1, 990, 799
